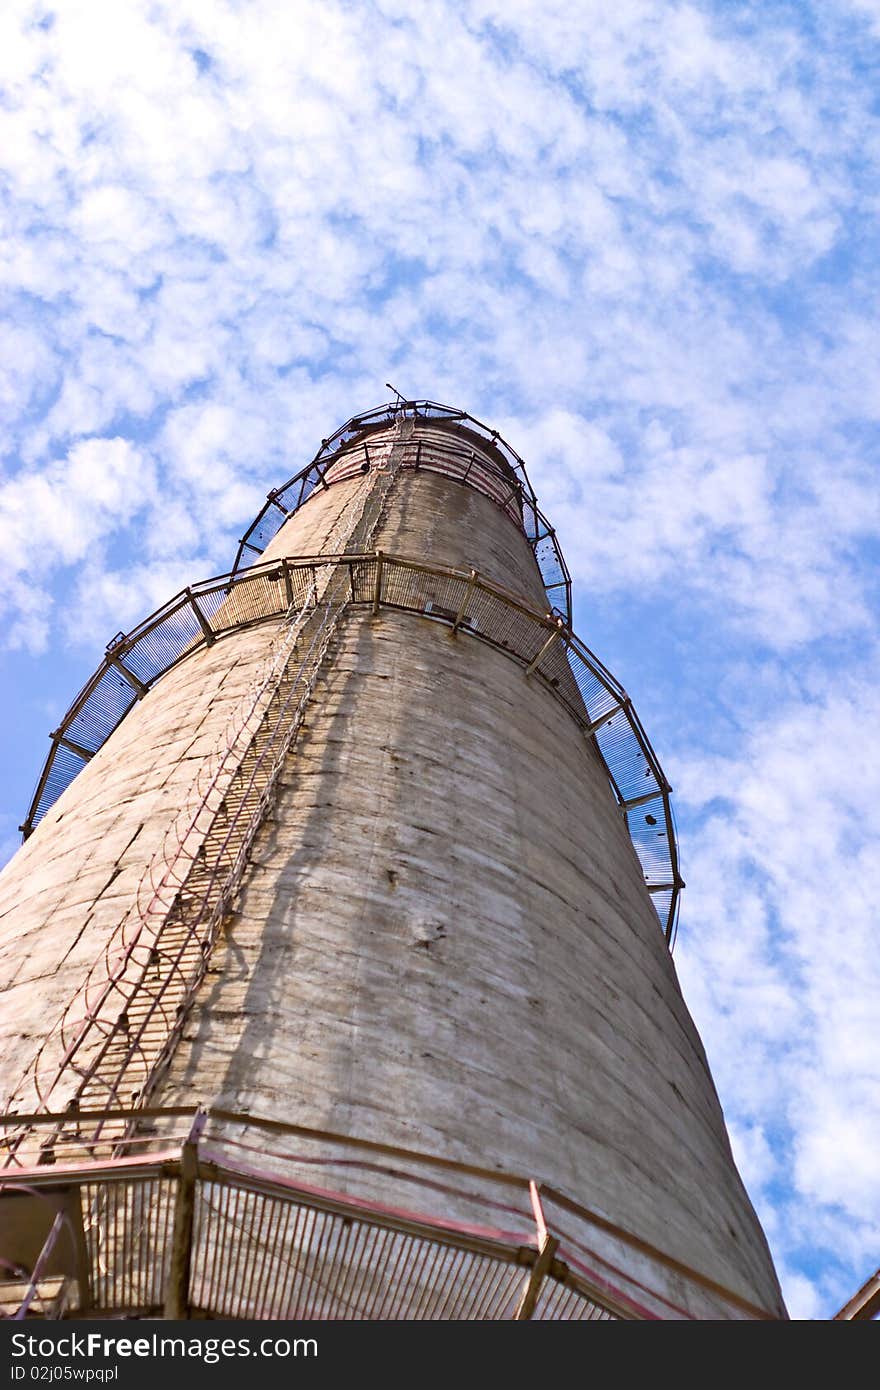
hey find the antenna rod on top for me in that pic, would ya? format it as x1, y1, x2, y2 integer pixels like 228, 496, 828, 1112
385, 382, 406, 411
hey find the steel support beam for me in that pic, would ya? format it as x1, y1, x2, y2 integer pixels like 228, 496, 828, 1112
513, 1233, 559, 1319
186, 590, 215, 646
620, 787, 667, 814
107, 655, 148, 700
514, 1183, 560, 1319
525, 620, 563, 676
55, 734, 95, 763
583, 703, 625, 739
451, 570, 479, 637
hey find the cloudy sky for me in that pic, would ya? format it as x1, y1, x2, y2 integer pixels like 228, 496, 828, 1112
1, 0, 878, 1319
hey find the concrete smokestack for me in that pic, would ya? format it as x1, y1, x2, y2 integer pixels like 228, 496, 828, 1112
0, 402, 785, 1320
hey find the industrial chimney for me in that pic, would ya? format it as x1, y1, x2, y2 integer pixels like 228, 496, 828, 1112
0, 401, 786, 1320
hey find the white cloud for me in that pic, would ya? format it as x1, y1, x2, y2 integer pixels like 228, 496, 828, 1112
0, 436, 151, 570
503, 402, 879, 647
0, 437, 154, 650
675, 660, 880, 1310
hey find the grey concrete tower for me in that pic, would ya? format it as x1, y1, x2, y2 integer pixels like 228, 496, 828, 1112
0, 402, 785, 1320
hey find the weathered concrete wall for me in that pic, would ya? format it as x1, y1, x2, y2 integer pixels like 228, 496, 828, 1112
0, 623, 281, 1110
0, 421, 784, 1316
153, 606, 783, 1315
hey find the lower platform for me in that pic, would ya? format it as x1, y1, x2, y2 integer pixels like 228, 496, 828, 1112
0, 1108, 775, 1321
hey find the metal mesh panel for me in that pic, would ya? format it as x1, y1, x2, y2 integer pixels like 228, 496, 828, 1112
627, 813, 672, 878
532, 1276, 616, 1320
210, 571, 287, 633
31, 744, 89, 825
191, 1183, 525, 1320
80, 1177, 175, 1313
531, 636, 588, 717
561, 655, 620, 726
649, 886, 674, 925
247, 504, 288, 552
65, 666, 138, 750
534, 532, 567, 593
593, 721, 660, 804
348, 558, 378, 603
382, 565, 464, 620
287, 566, 318, 610
122, 603, 202, 684
463, 590, 537, 656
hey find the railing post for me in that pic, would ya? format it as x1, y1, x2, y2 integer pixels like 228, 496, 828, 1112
281, 558, 295, 608
186, 589, 216, 646
514, 1182, 559, 1319
583, 702, 625, 739
163, 1109, 207, 1319
373, 550, 384, 617
106, 654, 148, 700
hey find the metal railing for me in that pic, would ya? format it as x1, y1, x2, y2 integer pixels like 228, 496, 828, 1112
20, 553, 682, 943
231, 400, 573, 624
0, 1107, 777, 1321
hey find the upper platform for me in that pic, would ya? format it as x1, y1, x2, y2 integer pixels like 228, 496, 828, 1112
17, 400, 682, 943
232, 399, 572, 626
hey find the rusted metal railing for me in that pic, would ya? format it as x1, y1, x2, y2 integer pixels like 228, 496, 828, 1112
0, 1107, 777, 1322
21, 553, 682, 942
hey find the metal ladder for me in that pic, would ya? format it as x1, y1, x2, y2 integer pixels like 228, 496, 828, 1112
4, 420, 409, 1164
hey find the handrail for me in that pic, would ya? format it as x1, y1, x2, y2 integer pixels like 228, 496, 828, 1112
20, 552, 682, 943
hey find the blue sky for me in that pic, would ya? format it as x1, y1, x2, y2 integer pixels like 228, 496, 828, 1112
1, 0, 879, 1319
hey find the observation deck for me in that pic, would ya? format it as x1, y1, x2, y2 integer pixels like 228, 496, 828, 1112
20, 402, 682, 943
0, 1107, 773, 1321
